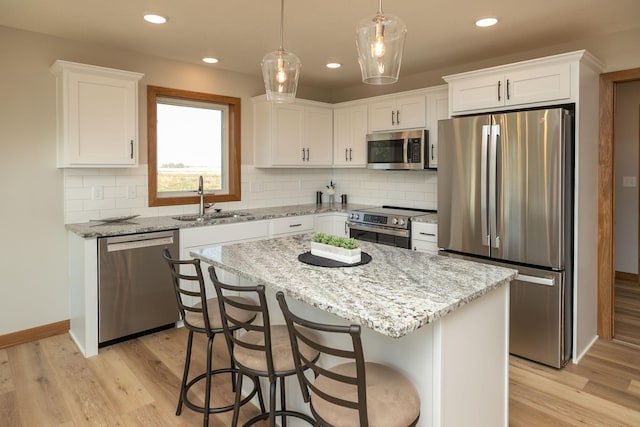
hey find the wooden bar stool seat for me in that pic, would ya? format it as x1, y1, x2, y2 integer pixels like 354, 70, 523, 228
277, 291, 421, 427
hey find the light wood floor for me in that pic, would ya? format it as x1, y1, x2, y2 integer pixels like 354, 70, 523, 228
2, 328, 640, 426
615, 278, 640, 346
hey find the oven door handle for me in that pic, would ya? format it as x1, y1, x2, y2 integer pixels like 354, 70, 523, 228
347, 222, 410, 238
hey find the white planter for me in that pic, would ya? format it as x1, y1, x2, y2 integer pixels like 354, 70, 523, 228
311, 241, 362, 264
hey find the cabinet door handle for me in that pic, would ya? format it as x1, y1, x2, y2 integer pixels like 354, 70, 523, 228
289, 223, 302, 228
396, 110, 400, 125
349, 148, 353, 161
431, 144, 435, 161
130, 140, 134, 159
506, 79, 510, 100
302, 148, 306, 161
306, 148, 310, 161
391, 110, 396, 125
498, 80, 502, 101
345, 148, 348, 161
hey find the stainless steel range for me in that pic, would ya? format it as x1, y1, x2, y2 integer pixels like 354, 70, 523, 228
347, 206, 436, 248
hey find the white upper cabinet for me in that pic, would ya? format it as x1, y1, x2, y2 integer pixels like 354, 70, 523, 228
425, 86, 449, 169
333, 103, 368, 167
50, 60, 143, 168
368, 94, 426, 132
253, 97, 333, 167
305, 106, 334, 166
445, 54, 576, 115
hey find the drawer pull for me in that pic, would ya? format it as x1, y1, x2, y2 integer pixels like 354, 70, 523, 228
289, 223, 302, 228
419, 232, 436, 236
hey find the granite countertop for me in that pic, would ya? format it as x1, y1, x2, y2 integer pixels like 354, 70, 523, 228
411, 212, 438, 224
190, 234, 517, 338
65, 203, 374, 238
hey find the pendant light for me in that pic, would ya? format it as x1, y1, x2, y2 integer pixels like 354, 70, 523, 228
356, 0, 407, 85
261, 0, 301, 102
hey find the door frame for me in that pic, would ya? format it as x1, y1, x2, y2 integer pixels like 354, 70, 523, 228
598, 68, 640, 340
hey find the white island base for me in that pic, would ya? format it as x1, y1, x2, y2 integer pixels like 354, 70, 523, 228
223, 273, 510, 427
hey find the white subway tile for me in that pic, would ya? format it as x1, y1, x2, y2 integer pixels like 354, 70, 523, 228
84, 199, 115, 211
104, 186, 126, 199
64, 199, 84, 212
64, 175, 84, 188
83, 176, 116, 187
66, 187, 91, 200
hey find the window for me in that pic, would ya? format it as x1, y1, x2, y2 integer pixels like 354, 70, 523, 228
147, 86, 241, 207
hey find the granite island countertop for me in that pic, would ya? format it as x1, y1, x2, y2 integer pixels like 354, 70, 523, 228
191, 233, 517, 338
65, 203, 375, 238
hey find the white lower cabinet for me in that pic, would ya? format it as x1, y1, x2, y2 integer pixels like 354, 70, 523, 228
314, 213, 349, 237
270, 215, 315, 236
412, 222, 438, 254
180, 220, 270, 303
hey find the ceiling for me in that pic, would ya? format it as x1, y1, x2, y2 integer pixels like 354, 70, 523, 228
1, 0, 639, 90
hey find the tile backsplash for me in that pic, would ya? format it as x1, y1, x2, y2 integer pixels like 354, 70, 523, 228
64, 165, 437, 224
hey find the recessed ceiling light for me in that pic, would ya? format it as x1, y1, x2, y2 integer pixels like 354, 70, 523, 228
326, 63, 342, 69
144, 14, 167, 24
475, 17, 498, 27
202, 57, 219, 64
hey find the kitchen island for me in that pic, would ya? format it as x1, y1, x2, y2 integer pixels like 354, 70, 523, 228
191, 234, 517, 427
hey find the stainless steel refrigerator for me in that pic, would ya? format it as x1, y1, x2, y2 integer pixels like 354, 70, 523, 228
438, 107, 574, 368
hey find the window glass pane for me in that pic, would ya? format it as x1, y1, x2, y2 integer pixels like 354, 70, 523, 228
156, 101, 226, 195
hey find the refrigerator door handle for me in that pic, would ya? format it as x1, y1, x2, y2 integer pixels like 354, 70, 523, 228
489, 124, 500, 248
481, 124, 491, 246
517, 274, 555, 287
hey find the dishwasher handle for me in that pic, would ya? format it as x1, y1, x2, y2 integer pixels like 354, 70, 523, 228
106, 233, 176, 252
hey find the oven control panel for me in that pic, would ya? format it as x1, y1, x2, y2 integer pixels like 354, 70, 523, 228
363, 214, 388, 225
348, 211, 409, 229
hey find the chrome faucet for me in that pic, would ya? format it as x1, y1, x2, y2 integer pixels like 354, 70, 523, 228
197, 176, 205, 216
196, 175, 214, 216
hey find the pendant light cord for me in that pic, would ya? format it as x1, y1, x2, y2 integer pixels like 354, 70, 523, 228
279, 0, 285, 51
378, 0, 383, 14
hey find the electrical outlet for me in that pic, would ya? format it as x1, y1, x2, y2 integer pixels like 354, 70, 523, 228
623, 176, 637, 188
127, 184, 137, 199
92, 186, 104, 200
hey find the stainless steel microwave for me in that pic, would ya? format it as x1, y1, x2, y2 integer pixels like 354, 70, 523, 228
366, 129, 430, 170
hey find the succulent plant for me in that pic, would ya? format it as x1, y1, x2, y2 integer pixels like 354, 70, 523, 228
312, 233, 359, 249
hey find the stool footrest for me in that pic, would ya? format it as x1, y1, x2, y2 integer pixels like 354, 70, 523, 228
243, 409, 315, 426
182, 367, 260, 415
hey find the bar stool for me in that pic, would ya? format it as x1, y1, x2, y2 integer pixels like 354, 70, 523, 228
208, 265, 320, 427
162, 249, 264, 427
276, 291, 421, 427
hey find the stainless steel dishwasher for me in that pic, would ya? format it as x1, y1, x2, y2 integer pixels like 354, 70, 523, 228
98, 229, 180, 345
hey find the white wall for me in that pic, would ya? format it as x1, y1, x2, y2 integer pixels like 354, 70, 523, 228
614, 81, 640, 274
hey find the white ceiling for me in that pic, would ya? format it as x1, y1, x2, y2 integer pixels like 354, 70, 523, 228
1, 0, 639, 90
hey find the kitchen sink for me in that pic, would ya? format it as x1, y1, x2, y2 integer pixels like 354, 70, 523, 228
172, 211, 253, 222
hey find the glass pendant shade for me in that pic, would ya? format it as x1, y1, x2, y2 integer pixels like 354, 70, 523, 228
356, 7, 407, 85
261, 48, 301, 103
262, 0, 300, 102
